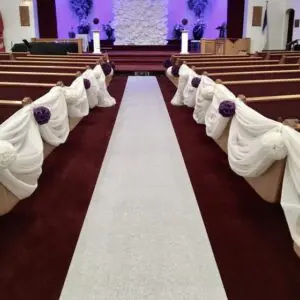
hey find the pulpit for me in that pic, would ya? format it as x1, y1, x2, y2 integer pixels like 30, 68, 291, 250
201, 38, 250, 55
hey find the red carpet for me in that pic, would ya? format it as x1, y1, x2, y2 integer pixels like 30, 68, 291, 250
0, 76, 128, 300
157, 75, 300, 300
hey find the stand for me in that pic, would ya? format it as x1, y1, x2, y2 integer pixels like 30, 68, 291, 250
93, 30, 101, 54
180, 30, 189, 54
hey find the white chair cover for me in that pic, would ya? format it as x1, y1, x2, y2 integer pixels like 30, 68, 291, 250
193, 75, 216, 124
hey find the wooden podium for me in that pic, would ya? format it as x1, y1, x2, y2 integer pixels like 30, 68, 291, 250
201, 38, 250, 55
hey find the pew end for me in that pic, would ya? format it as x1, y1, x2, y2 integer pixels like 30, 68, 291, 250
279, 55, 286, 64
214, 121, 286, 204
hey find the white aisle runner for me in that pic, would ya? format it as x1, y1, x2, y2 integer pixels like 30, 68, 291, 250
60, 77, 227, 300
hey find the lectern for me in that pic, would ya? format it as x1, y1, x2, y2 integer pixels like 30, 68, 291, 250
180, 30, 189, 54
93, 30, 101, 54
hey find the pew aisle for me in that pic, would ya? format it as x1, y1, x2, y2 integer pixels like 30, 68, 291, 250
60, 77, 226, 300
0, 76, 128, 300
158, 75, 300, 300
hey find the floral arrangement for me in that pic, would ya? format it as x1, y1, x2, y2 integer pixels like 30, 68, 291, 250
33, 106, 51, 125
193, 19, 206, 40
174, 23, 184, 40
187, 0, 209, 17
216, 22, 227, 38
171, 65, 181, 77
103, 23, 114, 40
163, 58, 173, 69
191, 77, 201, 88
218, 100, 236, 117
83, 78, 91, 89
101, 62, 112, 76
70, 0, 93, 34
182, 18, 188, 26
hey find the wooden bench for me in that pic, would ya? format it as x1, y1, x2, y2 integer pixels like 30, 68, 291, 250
0, 82, 55, 100
16, 56, 100, 62
186, 60, 280, 67
0, 60, 97, 68
0, 53, 12, 60
177, 56, 262, 62
0, 64, 86, 73
0, 71, 79, 85
194, 63, 300, 73
207, 69, 300, 82
0, 97, 32, 124
221, 78, 300, 120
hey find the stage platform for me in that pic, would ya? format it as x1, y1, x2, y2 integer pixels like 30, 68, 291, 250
103, 48, 174, 74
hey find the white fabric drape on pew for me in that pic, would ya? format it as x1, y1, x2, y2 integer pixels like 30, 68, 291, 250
193, 75, 216, 124
0, 107, 43, 199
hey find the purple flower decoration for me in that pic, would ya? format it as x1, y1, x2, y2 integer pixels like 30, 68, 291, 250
171, 65, 181, 77
93, 18, 99, 25
163, 58, 173, 69
219, 100, 236, 118
83, 78, 91, 89
110, 61, 116, 71
191, 77, 201, 88
182, 18, 188, 26
33, 106, 51, 125
101, 62, 112, 76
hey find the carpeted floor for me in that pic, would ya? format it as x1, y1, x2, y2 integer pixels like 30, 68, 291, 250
0, 76, 128, 300
157, 75, 300, 300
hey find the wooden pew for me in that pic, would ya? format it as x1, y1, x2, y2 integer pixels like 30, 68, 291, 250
186, 60, 280, 67
195, 63, 300, 74
0, 64, 86, 73
177, 56, 262, 62
207, 69, 300, 82
221, 78, 300, 120
0, 60, 97, 68
173, 54, 249, 59
0, 53, 12, 60
0, 97, 32, 124
16, 56, 100, 62
0, 82, 55, 100
0, 71, 79, 85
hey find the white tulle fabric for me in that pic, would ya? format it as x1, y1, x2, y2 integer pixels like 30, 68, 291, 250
205, 83, 235, 139
93, 65, 116, 107
193, 75, 216, 124
227, 99, 287, 177
171, 64, 194, 106
63, 76, 90, 116
183, 72, 200, 108
0, 108, 43, 199
33, 87, 70, 146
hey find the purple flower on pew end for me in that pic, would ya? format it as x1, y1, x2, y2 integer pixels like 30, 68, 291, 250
110, 61, 116, 71
219, 100, 236, 118
182, 18, 188, 26
163, 58, 173, 69
33, 106, 51, 125
191, 77, 201, 88
83, 78, 91, 89
93, 18, 99, 25
101, 62, 112, 76
171, 65, 181, 77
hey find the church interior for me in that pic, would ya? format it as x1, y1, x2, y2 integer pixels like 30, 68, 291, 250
0, 0, 300, 299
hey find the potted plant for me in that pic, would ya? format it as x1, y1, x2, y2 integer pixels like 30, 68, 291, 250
68, 26, 76, 38
70, 0, 93, 34
193, 19, 205, 40
103, 23, 114, 40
